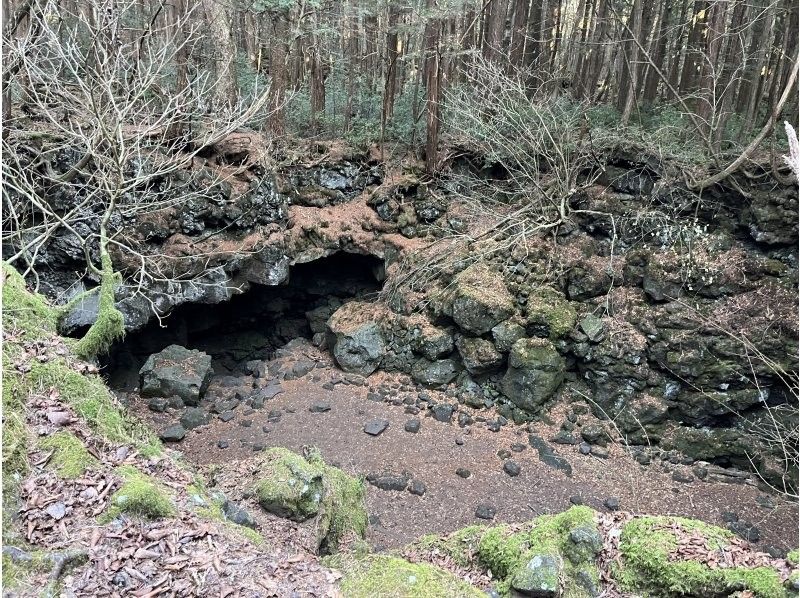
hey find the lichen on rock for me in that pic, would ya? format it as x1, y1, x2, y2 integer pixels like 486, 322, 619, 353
447, 263, 516, 335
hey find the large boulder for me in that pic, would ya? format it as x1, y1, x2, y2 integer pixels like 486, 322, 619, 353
327, 302, 386, 375
253, 447, 367, 552
502, 338, 565, 413
139, 345, 213, 406
447, 264, 515, 335
410, 323, 454, 360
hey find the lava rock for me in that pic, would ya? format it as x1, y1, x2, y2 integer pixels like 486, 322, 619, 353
475, 504, 496, 520
211, 398, 240, 414
510, 554, 561, 597
327, 307, 386, 375
456, 468, 471, 479
604, 497, 620, 511
411, 358, 460, 386
309, 401, 331, 413
503, 461, 521, 477
579, 442, 591, 455
219, 410, 235, 422
404, 418, 421, 433
502, 339, 565, 414
217, 440, 229, 449
409, 480, 427, 496
491, 320, 527, 353
727, 520, 761, 543
551, 431, 578, 445
590, 446, 609, 459
580, 423, 608, 446
448, 264, 515, 335
431, 404, 455, 423
455, 336, 504, 375
160, 424, 185, 442
411, 325, 454, 360
364, 419, 389, 436
139, 345, 213, 406
366, 471, 410, 491
147, 398, 169, 413
222, 500, 256, 529
528, 434, 572, 477
180, 407, 209, 430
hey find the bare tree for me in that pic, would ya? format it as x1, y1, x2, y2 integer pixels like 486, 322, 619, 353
2, 0, 272, 357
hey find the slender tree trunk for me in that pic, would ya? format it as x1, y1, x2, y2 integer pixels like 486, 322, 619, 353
509, 0, 530, 69
202, 0, 238, 109
267, 10, 289, 138
423, 0, 441, 174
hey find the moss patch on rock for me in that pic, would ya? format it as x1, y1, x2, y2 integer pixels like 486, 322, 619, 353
2, 263, 59, 339
254, 447, 367, 553
38, 432, 99, 479
413, 525, 486, 568
327, 554, 485, 597
104, 465, 175, 520
524, 286, 577, 340
616, 515, 785, 598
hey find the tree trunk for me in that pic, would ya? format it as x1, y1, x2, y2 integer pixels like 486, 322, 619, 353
423, 0, 441, 174
267, 10, 288, 138
202, 0, 238, 109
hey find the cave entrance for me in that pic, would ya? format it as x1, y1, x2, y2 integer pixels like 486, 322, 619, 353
102, 252, 384, 390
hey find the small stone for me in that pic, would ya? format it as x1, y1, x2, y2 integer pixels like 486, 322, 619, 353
503, 461, 521, 477
571, 404, 589, 415
510, 443, 526, 453
578, 442, 591, 455
551, 431, 578, 445
240, 419, 252, 428
431, 404, 455, 423
147, 398, 169, 413
267, 410, 282, 422
569, 495, 584, 505
456, 468, 471, 479
46, 502, 67, 520
367, 392, 383, 402
590, 446, 609, 459
222, 499, 256, 528
262, 425, 272, 433
219, 411, 235, 422
167, 396, 184, 409
409, 480, 427, 496
671, 470, 693, 483
309, 401, 331, 413
322, 382, 335, 391
217, 440, 229, 449
160, 424, 186, 442
475, 504, 496, 520
252, 443, 265, 452
366, 472, 410, 491
364, 419, 389, 436
404, 418, 421, 433
604, 497, 620, 511
180, 407, 209, 430
455, 436, 465, 446
497, 449, 512, 460
457, 412, 473, 427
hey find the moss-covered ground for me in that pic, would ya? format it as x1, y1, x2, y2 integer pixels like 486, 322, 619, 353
616, 515, 786, 598
38, 431, 99, 479
103, 465, 176, 520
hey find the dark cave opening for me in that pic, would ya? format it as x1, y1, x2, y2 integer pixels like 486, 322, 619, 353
101, 252, 385, 390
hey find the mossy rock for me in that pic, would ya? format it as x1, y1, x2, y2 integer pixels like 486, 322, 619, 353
104, 465, 175, 520
38, 432, 99, 479
615, 516, 786, 598
412, 525, 487, 568
253, 447, 367, 553
2, 263, 59, 339
327, 554, 485, 597
476, 506, 600, 596
524, 287, 577, 340
447, 263, 516, 335
501, 338, 565, 414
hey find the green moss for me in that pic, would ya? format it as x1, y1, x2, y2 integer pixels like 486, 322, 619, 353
787, 549, 799, 567
327, 554, 484, 597
2, 550, 52, 593
38, 432, 99, 479
253, 447, 367, 553
2, 263, 58, 338
103, 465, 175, 520
414, 526, 486, 567
196, 502, 267, 547
616, 516, 785, 598
524, 287, 577, 340
74, 254, 125, 358
473, 506, 599, 597
28, 360, 160, 456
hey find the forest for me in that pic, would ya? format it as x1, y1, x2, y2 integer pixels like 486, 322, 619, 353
1, 0, 799, 596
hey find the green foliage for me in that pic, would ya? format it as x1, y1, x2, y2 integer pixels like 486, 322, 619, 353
38, 432, 99, 479
326, 554, 485, 597
616, 516, 785, 598
413, 526, 486, 567
104, 465, 175, 520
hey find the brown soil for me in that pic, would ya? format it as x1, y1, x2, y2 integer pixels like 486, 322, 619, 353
127, 345, 799, 555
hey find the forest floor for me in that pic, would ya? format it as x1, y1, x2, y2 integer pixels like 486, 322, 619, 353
126, 340, 799, 555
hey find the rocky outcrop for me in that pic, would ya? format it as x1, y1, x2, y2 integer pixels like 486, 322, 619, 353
502, 338, 565, 415
139, 345, 213, 405
446, 264, 516, 335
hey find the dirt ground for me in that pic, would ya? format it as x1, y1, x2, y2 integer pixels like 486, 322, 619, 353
126, 348, 799, 555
